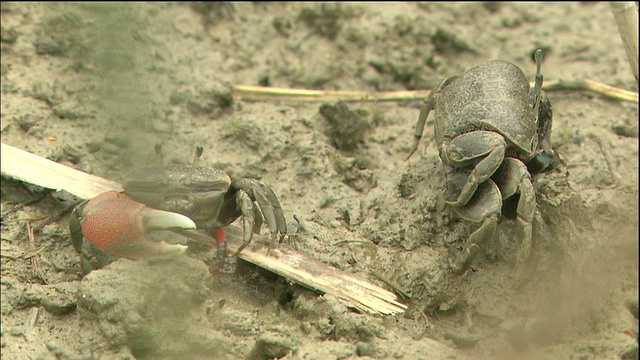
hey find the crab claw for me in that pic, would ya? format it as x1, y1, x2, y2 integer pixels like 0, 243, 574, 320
74, 191, 196, 260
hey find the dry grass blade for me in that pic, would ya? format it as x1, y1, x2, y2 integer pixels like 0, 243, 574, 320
0, 142, 407, 315
1, 245, 47, 260
234, 81, 638, 104
542, 79, 639, 103
234, 85, 430, 103
371, 269, 412, 301
24, 307, 39, 340
27, 220, 47, 284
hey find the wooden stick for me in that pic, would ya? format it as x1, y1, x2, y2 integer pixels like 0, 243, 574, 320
0, 142, 407, 315
233, 80, 638, 104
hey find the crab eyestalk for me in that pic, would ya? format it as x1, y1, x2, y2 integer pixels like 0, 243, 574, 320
184, 145, 204, 186
154, 143, 164, 161
155, 143, 168, 180
532, 49, 544, 123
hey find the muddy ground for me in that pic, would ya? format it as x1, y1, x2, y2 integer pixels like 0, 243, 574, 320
1, 3, 638, 360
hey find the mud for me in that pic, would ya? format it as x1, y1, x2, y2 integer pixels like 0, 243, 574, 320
1, 3, 637, 360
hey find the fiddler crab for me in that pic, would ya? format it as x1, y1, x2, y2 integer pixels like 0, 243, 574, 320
407, 50, 558, 281
69, 145, 287, 275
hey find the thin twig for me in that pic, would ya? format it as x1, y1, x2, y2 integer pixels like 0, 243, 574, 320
1, 215, 47, 224
27, 220, 47, 284
592, 136, 622, 189
417, 309, 430, 340
371, 269, 412, 300
32, 204, 77, 233
433, 310, 442, 322
3, 194, 49, 217
332, 239, 366, 246
0, 245, 47, 260
329, 239, 365, 258
311, 209, 331, 228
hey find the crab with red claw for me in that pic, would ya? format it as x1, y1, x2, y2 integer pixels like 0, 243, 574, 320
69, 145, 288, 275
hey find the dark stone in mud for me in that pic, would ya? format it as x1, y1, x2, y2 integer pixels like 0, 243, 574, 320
398, 171, 426, 199
33, 37, 67, 56
320, 102, 370, 152
297, 3, 361, 40
10, 283, 78, 316
62, 145, 83, 164
14, 114, 38, 132
103, 134, 131, 149
1, 26, 18, 43
52, 103, 90, 120
431, 28, 478, 55
41, 283, 79, 315
625, 298, 639, 319
190, 2, 235, 24
85, 139, 102, 153
330, 152, 377, 192
355, 342, 375, 356
621, 341, 639, 360
483, 2, 503, 13
612, 121, 639, 138
444, 330, 481, 349
185, 80, 234, 118
248, 334, 292, 360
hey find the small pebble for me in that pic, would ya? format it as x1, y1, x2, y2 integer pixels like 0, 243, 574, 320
356, 342, 375, 357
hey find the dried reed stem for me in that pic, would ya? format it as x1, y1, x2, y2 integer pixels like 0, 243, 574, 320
234, 80, 638, 104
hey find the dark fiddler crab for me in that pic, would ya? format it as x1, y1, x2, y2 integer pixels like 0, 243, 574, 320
407, 50, 557, 280
70, 145, 288, 274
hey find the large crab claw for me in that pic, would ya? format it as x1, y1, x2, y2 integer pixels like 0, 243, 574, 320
70, 191, 196, 273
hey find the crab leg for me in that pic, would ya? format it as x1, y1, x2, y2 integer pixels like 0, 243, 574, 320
233, 190, 258, 256
233, 179, 287, 236
492, 158, 537, 284
440, 131, 507, 207
220, 178, 287, 257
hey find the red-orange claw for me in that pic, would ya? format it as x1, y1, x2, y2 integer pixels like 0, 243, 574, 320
79, 191, 195, 259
